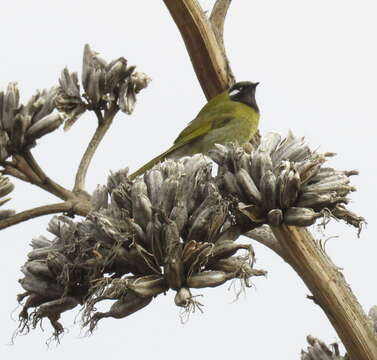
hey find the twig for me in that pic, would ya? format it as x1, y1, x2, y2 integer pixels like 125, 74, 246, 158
73, 106, 118, 194
271, 225, 377, 360
163, 0, 232, 100
0, 202, 73, 230
209, 0, 235, 84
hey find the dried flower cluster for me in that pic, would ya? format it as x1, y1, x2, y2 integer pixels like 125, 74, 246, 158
301, 335, 346, 360
0, 175, 14, 219
56, 44, 151, 130
0, 44, 150, 163
16, 132, 361, 338
211, 132, 360, 229
0, 83, 63, 161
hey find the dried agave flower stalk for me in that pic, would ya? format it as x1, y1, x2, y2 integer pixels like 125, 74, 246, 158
15, 131, 360, 339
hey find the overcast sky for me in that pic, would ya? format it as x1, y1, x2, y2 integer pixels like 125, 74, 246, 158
1, 1, 376, 358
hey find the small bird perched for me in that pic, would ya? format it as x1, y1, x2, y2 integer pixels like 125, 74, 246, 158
131, 81, 260, 178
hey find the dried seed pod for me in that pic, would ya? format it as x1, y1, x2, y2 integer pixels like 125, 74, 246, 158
236, 168, 262, 205
258, 132, 281, 154
208, 143, 229, 164
30, 236, 52, 249
149, 216, 164, 265
186, 271, 234, 288
174, 287, 193, 307
22, 260, 54, 279
19, 293, 50, 319
302, 180, 355, 195
183, 241, 213, 276
211, 240, 252, 261
260, 170, 277, 211
26, 113, 64, 141
207, 257, 265, 278
279, 169, 301, 209
28, 247, 58, 261
105, 57, 128, 93
126, 275, 168, 297
222, 170, 242, 197
19, 272, 64, 297
284, 207, 322, 227
91, 185, 108, 210
89, 292, 152, 329
158, 178, 179, 216
132, 243, 161, 275
267, 209, 283, 226
169, 202, 188, 234
118, 80, 136, 114
46, 252, 69, 277
36, 296, 79, 319
250, 151, 264, 187
111, 186, 132, 214
186, 204, 227, 243
131, 177, 148, 197
132, 194, 152, 231
296, 158, 324, 184
238, 203, 266, 223
214, 225, 241, 243
296, 191, 346, 208
164, 243, 184, 290
144, 168, 163, 207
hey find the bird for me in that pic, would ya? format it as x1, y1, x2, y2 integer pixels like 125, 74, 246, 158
130, 81, 260, 178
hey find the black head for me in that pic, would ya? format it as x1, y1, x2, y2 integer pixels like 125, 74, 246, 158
228, 81, 259, 112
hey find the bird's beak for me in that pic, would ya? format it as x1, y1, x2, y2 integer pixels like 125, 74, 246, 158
254, 82, 260, 87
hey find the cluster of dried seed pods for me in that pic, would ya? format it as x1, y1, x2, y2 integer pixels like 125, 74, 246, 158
211, 131, 360, 229
56, 44, 151, 130
17, 155, 266, 337
0, 175, 14, 219
0, 83, 64, 161
16, 132, 361, 338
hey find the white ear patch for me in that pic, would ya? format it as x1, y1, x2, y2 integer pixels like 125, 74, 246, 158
229, 88, 240, 97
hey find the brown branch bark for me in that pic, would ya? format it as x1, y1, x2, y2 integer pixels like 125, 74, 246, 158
0, 202, 73, 230
271, 225, 377, 360
163, 0, 233, 100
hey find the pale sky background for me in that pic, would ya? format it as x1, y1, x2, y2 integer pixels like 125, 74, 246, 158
1, 0, 376, 358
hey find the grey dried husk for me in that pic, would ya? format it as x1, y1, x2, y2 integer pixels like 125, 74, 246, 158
17, 155, 264, 337
57, 44, 151, 130
16, 132, 361, 338
0, 84, 64, 161
0, 175, 15, 219
301, 335, 346, 359
210, 131, 362, 230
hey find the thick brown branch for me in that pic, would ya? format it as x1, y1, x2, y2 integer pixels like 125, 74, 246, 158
271, 225, 377, 360
73, 107, 118, 194
0, 202, 73, 230
163, 0, 232, 99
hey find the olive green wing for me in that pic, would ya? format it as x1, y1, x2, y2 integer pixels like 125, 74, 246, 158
173, 91, 230, 147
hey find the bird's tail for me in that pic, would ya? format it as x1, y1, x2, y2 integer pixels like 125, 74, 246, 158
130, 149, 170, 179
